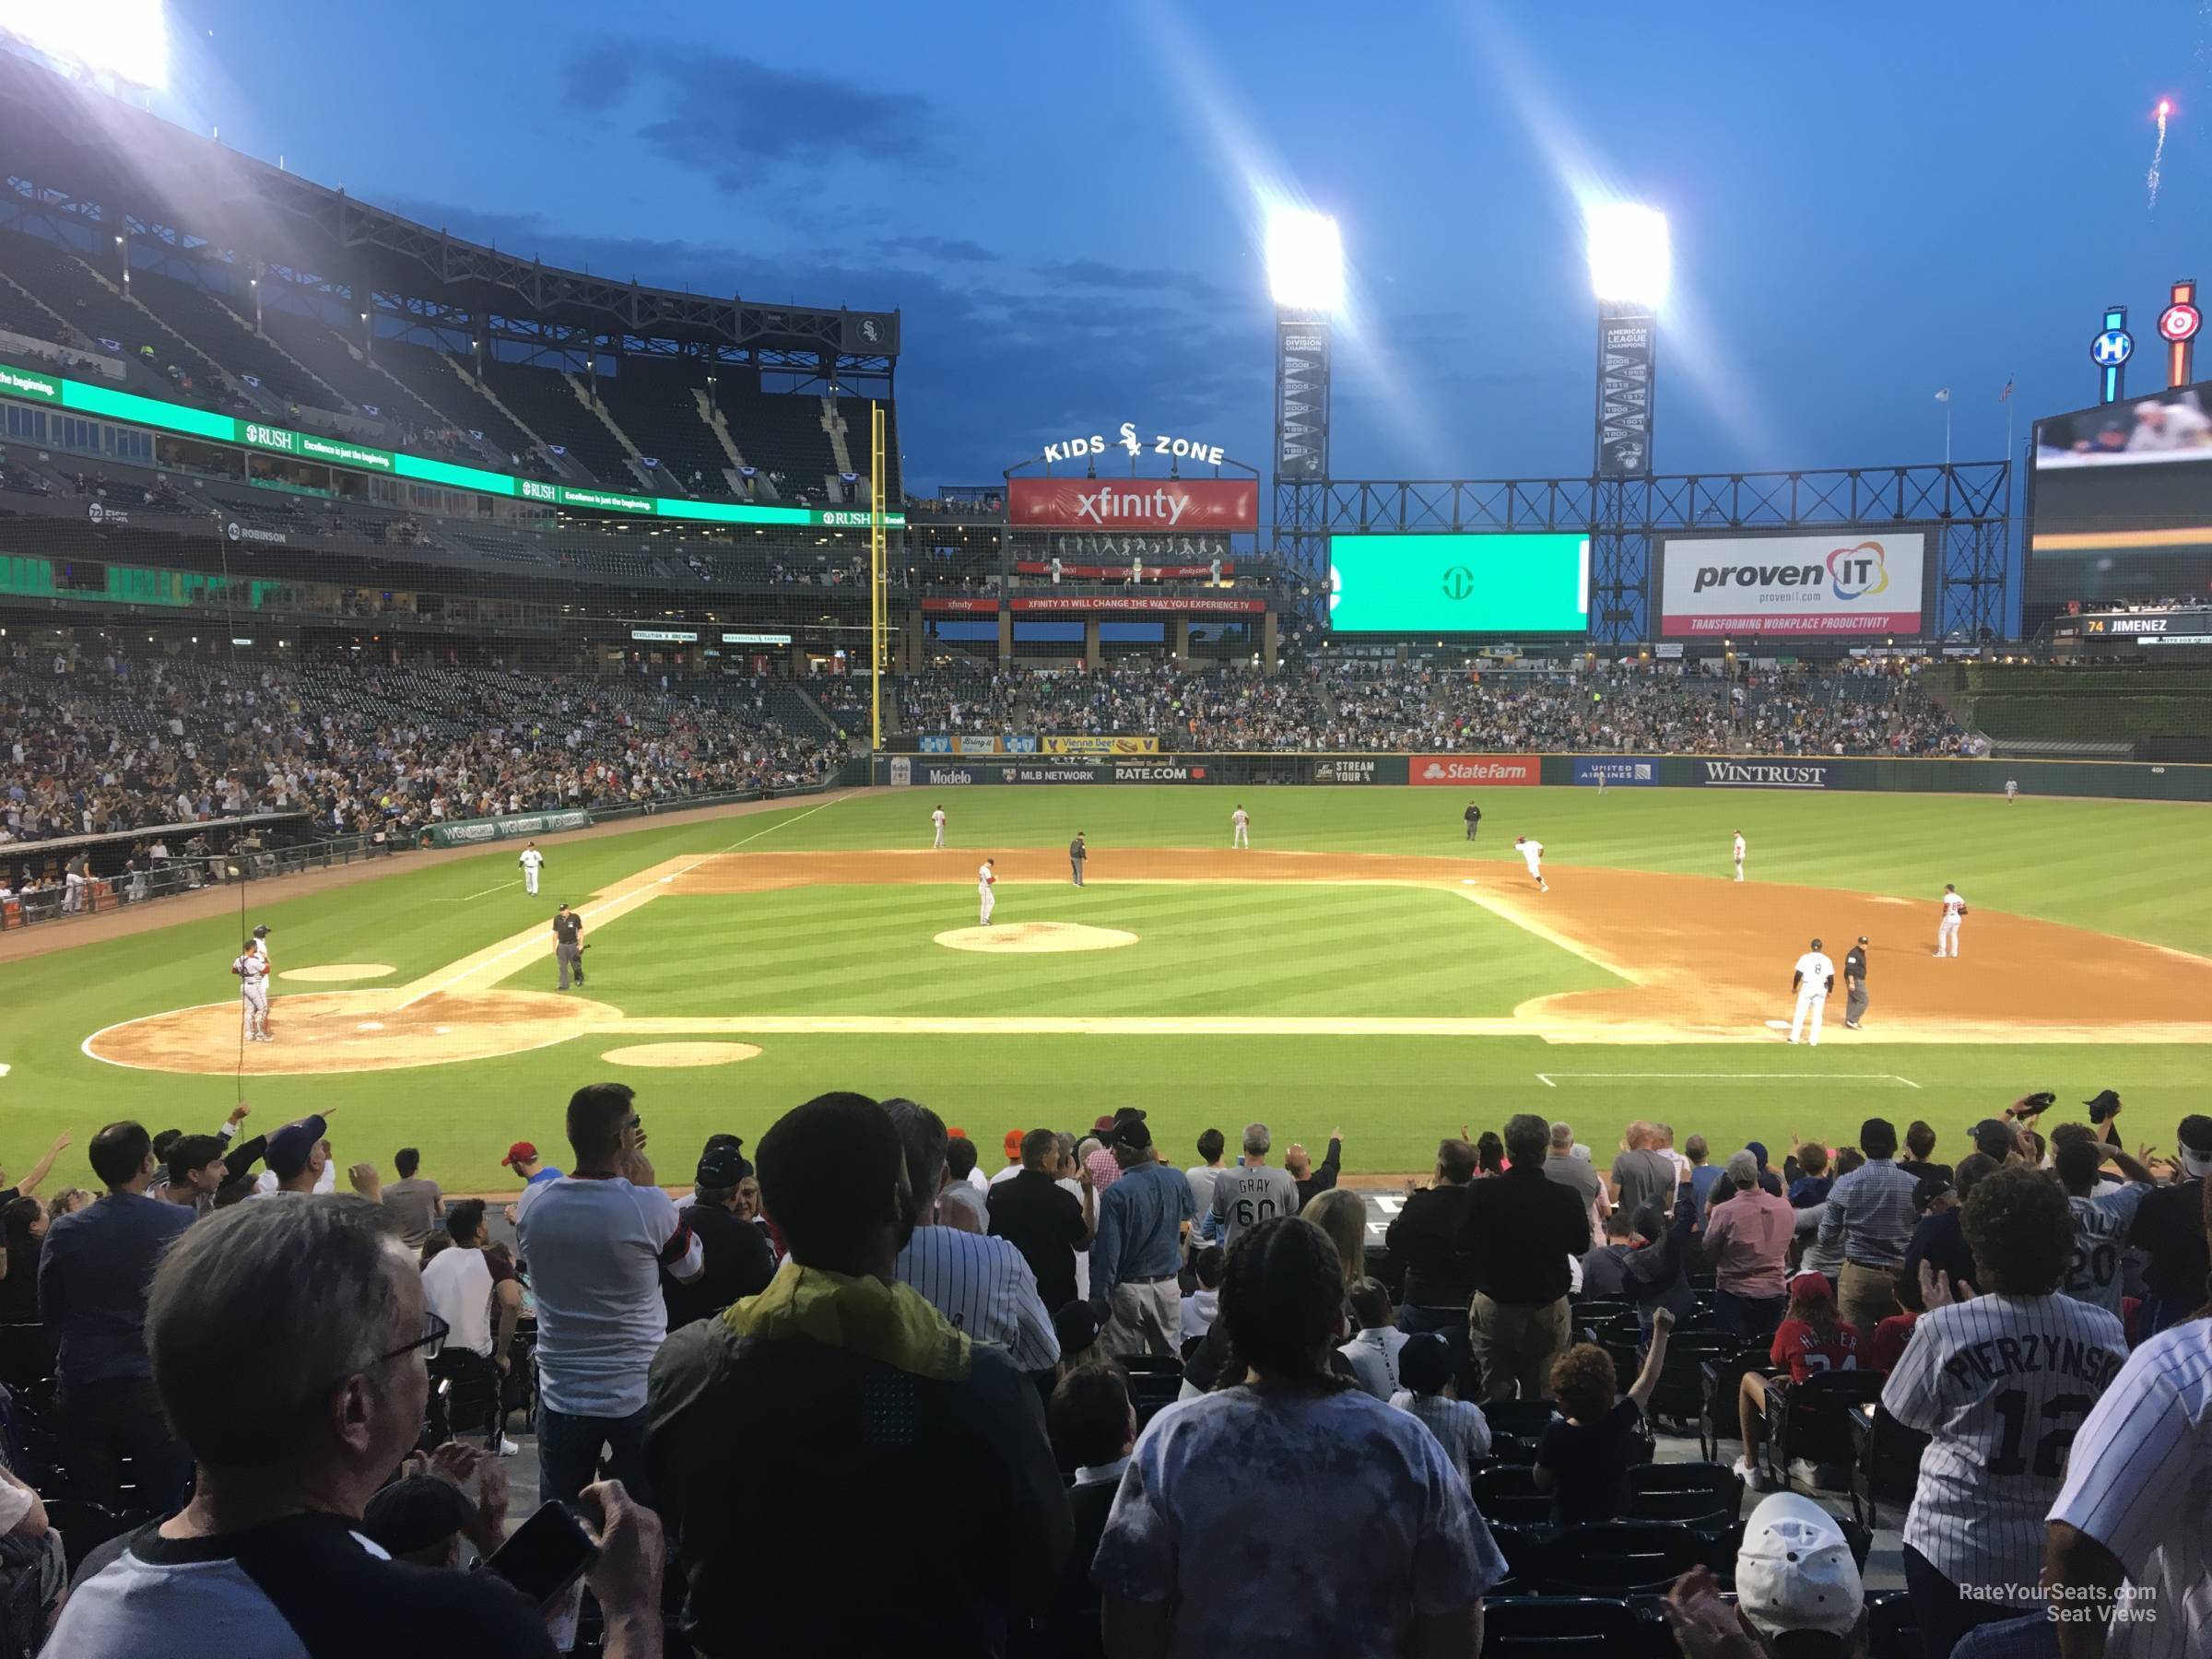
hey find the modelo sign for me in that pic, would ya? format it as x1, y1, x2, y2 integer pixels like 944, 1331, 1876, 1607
1658, 531, 1927, 638
1007, 477, 1258, 532
1409, 755, 1540, 787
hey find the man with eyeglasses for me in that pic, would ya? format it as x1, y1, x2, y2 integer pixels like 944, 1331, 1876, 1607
49, 1195, 666, 1656
519, 1082, 703, 1508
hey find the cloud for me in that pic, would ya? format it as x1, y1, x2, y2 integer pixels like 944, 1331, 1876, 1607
1034, 258, 1231, 304
877, 235, 1001, 265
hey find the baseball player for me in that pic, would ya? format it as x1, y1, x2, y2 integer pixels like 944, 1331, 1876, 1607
931, 805, 947, 849
232, 940, 271, 1042
518, 841, 545, 897
1514, 834, 1547, 892
1732, 830, 1747, 883
2004, 778, 2018, 804
1936, 884, 1966, 958
1880, 1167, 2127, 1656
251, 924, 274, 1033
978, 858, 996, 925
1788, 936, 1835, 1045
1230, 806, 1250, 849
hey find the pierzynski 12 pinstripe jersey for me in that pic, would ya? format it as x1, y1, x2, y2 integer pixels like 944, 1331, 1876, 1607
1880, 1291, 2128, 1602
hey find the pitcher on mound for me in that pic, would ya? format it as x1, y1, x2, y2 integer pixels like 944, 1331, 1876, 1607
978, 858, 996, 925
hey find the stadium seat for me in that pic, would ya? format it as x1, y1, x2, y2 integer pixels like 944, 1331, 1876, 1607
1469, 1465, 1553, 1527
1868, 1588, 1927, 1659
1537, 1520, 1715, 1598
1626, 1460, 1744, 1526
41, 1498, 128, 1579
1849, 1401, 1931, 1532
1646, 1331, 1743, 1430
1477, 1595, 1651, 1658
1761, 1370, 1884, 1492
1698, 1350, 1773, 1462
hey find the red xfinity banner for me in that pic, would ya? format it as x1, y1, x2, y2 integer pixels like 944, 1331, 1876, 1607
1407, 755, 1541, 787
1008, 477, 1259, 531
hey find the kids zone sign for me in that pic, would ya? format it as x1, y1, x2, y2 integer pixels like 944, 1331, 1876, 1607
1655, 531, 1929, 638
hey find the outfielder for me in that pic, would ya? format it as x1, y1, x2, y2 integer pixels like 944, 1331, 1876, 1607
2004, 778, 2018, 803
518, 841, 545, 897
978, 858, 996, 925
1936, 884, 1966, 958
1514, 834, 1547, 892
232, 941, 271, 1043
932, 805, 947, 849
1733, 830, 1747, 883
1788, 937, 1835, 1045
1231, 805, 1250, 849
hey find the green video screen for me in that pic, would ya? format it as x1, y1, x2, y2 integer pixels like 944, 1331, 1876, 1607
1327, 533, 1591, 633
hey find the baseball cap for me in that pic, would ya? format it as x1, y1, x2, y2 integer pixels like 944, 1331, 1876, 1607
1053, 1301, 1099, 1357
1787, 1271, 1833, 1303
1091, 1115, 1118, 1135
1735, 1492, 1863, 1640
1001, 1128, 1024, 1159
361, 1474, 476, 1559
1745, 1140, 1771, 1169
946, 1125, 969, 1141
1107, 1115, 1154, 1153
252, 924, 270, 938
265, 1115, 327, 1182
697, 1143, 752, 1187
500, 1141, 537, 1169
2083, 1089, 2122, 1114
1856, 935, 1869, 944
1970, 1119, 2016, 1161
2179, 1114, 2212, 1178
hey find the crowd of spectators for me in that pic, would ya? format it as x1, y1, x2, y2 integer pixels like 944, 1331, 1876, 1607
0, 1087, 2197, 1657
0, 643, 846, 859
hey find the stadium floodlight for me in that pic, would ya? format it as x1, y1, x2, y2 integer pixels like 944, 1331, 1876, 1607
0, 0, 171, 89
1266, 207, 1344, 314
1585, 201, 1670, 312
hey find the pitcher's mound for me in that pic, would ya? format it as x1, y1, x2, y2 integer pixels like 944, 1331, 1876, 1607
600, 1041, 763, 1068
935, 923, 1139, 954
278, 963, 395, 982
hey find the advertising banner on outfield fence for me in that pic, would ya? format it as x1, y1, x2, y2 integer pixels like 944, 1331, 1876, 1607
1005, 735, 1040, 752
1006, 763, 1112, 783
921, 597, 1000, 616
918, 735, 953, 753
1312, 758, 1386, 784
425, 807, 593, 847
1043, 735, 1159, 755
1573, 759, 1659, 786
1007, 477, 1258, 531
1408, 755, 1541, 787
953, 735, 1002, 755
1110, 760, 1209, 782
1694, 759, 1835, 790
1656, 531, 1929, 638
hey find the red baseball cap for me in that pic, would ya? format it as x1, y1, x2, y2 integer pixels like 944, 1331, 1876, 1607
1788, 1271, 1833, 1302
947, 1125, 970, 1141
1002, 1129, 1025, 1158
500, 1141, 538, 1168
1091, 1115, 1118, 1134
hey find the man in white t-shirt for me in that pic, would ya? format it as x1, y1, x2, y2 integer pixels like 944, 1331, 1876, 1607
1788, 938, 1836, 1046
421, 1197, 524, 1449
518, 1082, 703, 1506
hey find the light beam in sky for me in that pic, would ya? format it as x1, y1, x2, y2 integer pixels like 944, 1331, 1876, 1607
2149, 99, 2171, 209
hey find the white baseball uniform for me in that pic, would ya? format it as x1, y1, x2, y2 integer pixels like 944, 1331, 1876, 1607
1882, 1292, 2126, 1613
2005, 779, 2018, 802
1733, 833, 1746, 881
978, 863, 995, 925
1518, 840, 1547, 890
2062, 1182, 2151, 1318
2048, 1320, 2212, 1659
233, 950, 270, 1041
1937, 890, 1965, 957
932, 808, 946, 849
519, 846, 545, 896
1231, 808, 1250, 849
1789, 948, 1834, 1044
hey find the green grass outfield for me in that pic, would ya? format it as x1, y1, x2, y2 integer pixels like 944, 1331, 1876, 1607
1, 785, 2206, 1192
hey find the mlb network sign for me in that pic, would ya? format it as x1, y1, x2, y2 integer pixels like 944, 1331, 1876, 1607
1658, 531, 1927, 638
1409, 755, 1539, 787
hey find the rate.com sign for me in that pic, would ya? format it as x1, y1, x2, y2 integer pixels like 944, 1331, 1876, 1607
1656, 530, 1927, 638
1408, 755, 1540, 787
1007, 477, 1258, 532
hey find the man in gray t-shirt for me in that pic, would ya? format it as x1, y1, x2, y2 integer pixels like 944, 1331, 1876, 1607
1609, 1122, 1676, 1220
1541, 1122, 1606, 1218
379, 1147, 443, 1249
1211, 1123, 1299, 1253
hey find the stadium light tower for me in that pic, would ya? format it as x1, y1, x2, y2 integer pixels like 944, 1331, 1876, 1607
1268, 207, 1338, 611
1586, 201, 1667, 477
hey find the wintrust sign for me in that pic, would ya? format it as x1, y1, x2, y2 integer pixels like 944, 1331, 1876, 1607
1696, 760, 1834, 790
1007, 477, 1258, 532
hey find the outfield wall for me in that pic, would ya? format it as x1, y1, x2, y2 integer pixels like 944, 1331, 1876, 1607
872, 752, 2212, 801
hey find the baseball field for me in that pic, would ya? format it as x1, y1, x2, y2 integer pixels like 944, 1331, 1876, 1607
3, 783, 2207, 1191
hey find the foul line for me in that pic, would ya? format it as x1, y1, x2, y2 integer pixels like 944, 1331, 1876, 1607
463, 880, 521, 900
1536, 1070, 1922, 1088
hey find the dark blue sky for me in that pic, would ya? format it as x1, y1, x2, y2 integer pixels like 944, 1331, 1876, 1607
168, 0, 2212, 491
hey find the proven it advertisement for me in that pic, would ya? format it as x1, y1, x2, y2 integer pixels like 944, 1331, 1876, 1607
1657, 531, 1927, 638
1328, 534, 1590, 633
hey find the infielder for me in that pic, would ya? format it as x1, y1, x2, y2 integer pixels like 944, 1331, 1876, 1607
1880, 1167, 2126, 1656
978, 858, 996, 925
1231, 805, 1250, 849
232, 940, 271, 1042
1936, 884, 1966, 958
1732, 830, 1747, 883
518, 841, 545, 897
931, 805, 947, 849
1514, 834, 1547, 892
1788, 936, 1835, 1045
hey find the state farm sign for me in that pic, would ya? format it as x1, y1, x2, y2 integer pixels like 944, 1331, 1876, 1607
1007, 477, 1258, 532
1408, 755, 1540, 787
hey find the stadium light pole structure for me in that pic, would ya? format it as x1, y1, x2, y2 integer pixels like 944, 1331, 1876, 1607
1586, 202, 1668, 641
1268, 208, 1342, 640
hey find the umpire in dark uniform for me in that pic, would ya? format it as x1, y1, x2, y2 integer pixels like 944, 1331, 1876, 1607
1843, 935, 1869, 1030
1464, 801, 1482, 841
1069, 831, 1087, 888
552, 902, 585, 990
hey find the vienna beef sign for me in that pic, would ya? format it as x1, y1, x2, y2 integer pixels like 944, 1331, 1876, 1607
1008, 477, 1258, 533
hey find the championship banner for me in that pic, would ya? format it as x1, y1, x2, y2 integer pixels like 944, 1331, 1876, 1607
1008, 595, 1265, 615
1275, 317, 1331, 482
1656, 531, 1928, 638
1407, 755, 1540, 787
1007, 477, 1258, 532
1042, 735, 1160, 755
1596, 312, 1655, 477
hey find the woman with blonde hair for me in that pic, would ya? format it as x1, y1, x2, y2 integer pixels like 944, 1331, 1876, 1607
1300, 1187, 1366, 1284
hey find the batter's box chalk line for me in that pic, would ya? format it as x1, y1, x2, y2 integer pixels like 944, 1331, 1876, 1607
1535, 1071, 1921, 1089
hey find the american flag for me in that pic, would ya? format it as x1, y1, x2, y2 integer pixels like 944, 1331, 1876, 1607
1998, 378, 2014, 402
